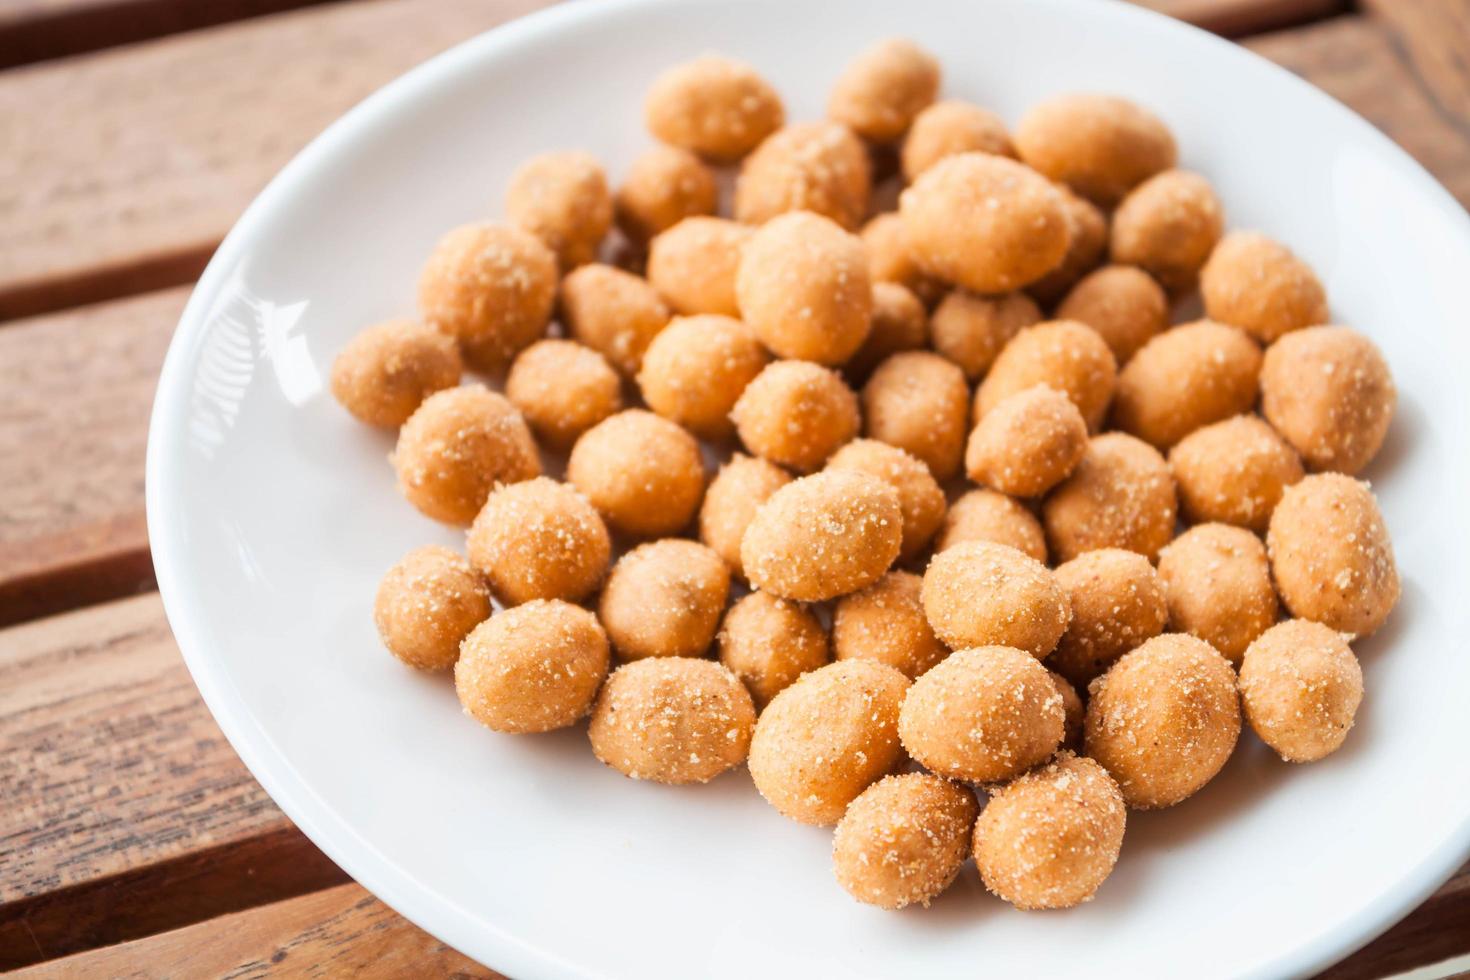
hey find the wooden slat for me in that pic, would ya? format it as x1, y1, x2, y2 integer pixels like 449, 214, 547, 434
0, 594, 346, 970
0, 0, 333, 70
1137, 0, 1349, 37
9, 883, 501, 979
1247, 14, 1470, 210
0, 0, 553, 322
0, 287, 185, 627
1360, 0, 1470, 130
1323, 864, 1470, 979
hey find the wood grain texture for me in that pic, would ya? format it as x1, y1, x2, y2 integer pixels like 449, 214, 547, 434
0, 287, 187, 626
0, 594, 345, 969
1137, 0, 1349, 37
1247, 14, 1470, 209
9, 883, 501, 979
0, 0, 334, 69
0, 0, 554, 322
1361, 0, 1470, 132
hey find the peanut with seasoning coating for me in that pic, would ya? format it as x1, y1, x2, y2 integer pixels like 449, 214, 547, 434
832, 773, 977, 910
647, 216, 752, 318
965, 385, 1088, 498
1055, 264, 1168, 365
846, 282, 929, 381
901, 100, 1016, 182
833, 571, 948, 679
1050, 548, 1167, 688
930, 290, 1042, 381
736, 210, 873, 365
900, 152, 1071, 294
615, 145, 719, 245
827, 439, 946, 561
1050, 672, 1085, 750
1157, 523, 1279, 664
717, 590, 830, 709
470, 476, 608, 605
589, 658, 756, 784
748, 660, 910, 825
1043, 432, 1177, 562
392, 385, 541, 526
1239, 619, 1363, 763
599, 539, 730, 661
698, 454, 792, 579
973, 753, 1126, 910
637, 314, 769, 440
937, 489, 1047, 562
1110, 169, 1224, 294
921, 541, 1071, 659
1111, 320, 1262, 450
1170, 415, 1304, 532
1084, 633, 1242, 809
567, 409, 706, 538
862, 351, 969, 482
1267, 473, 1399, 636
861, 212, 943, 305
645, 54, 785, 163
1260, 326, 1396, 475
417, 223, 557, 369
731, 360, 860, 473
975, 319, 1118, 432
505, 339, 622, 449
898, 645, 1065, 783
741, 469, 903, 602
467, 477, 610, 606
373, 546, 490, 671
1028, 186, 1109, 305
330, 319, 461, 428
559, 263, 672, 376
1015, 94, 1177, 207
828, 38, 940, 144
1201, 231, 1328, 344
735, 121, 872, 229
455, 599, 609, 734
506, 150, 612, 270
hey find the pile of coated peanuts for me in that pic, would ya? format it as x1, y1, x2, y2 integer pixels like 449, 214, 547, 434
333, 38, 1399, 912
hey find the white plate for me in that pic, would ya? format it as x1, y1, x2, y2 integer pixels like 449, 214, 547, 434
146, 0, 1470, 976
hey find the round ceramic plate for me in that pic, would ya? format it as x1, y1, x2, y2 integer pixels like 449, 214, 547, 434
146, 0, 1470, 976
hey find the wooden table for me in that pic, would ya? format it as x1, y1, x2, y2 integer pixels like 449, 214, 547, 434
2, 0, 1468, 976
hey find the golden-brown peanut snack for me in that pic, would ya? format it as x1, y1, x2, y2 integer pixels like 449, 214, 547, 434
417, 223, 557, 368
899, 645, 1065, 783
973, 753, 1126, 909
456, 599, 609, 734
467, 477, 611, 606
1015, 93, 1176, 207
741, 469, 902, 602
392, 385, 541, 526
645, 54, 784, 162
749, 660, 910, 824
735, 121, 872, 229
899, 153, 1070, 294
833, 773, 977, 910
589, 658, 756, 783
1267, 473, 1399, 636
1042, 432, 1176, 562
330, 319, 461, 428
567, 409, 706, 538
373, 546, 490, 671
1084, 633, 1241, 809
1259, 326, 1396, 476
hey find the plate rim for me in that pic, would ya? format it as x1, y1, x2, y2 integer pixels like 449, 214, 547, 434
144, 0, 1470, 976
